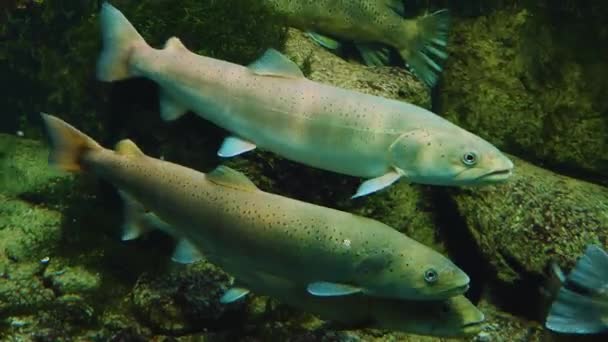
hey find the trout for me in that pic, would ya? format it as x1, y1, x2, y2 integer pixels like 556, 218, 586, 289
41, 113, 470, 301
219, 269, 485, 337
96, 3, 513, 198
263, 0, 450, 86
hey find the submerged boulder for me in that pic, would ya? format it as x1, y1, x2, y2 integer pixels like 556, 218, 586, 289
440, 7, 608, 186
448, 155, 608, 283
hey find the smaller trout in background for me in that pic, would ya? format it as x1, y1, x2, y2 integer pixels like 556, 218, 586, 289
219, 269, 485, 337
263, 0, 450, 87
545, 245, 608, 334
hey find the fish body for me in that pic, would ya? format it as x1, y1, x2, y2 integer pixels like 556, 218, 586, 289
225, 269, 485, 337
546, 245, 608, 334
40, 114, 470, 301
96, 3, 513, 198
263, 0, 451, 86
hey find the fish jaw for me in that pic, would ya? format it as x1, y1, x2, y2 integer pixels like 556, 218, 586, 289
475, 168, 513, 183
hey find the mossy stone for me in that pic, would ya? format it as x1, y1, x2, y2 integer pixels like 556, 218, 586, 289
449, 155, 608, 283
441, 8, 608, 185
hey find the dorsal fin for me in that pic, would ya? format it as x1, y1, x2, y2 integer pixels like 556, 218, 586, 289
164, 37, 188, 52
247, 49, 304, 78
115, 139, 145, 157
206, 166, 258, 191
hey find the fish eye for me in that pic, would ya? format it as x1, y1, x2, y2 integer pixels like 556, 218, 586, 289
424, 268, 438, 284
461, 152, 477, 166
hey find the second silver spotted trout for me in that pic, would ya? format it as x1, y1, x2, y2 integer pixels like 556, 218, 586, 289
41, 114, 470, 301
96, 3, 513, 198
262, 0, 450, 86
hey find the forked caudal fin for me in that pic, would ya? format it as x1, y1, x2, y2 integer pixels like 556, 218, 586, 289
40, 113, 102, 172
400, 9, 450, 87
97, 2, 148, 81
545, 245, 608, 334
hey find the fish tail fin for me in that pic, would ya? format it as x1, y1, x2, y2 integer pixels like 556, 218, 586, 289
545, 245, 608, 334
400, 9, 450, 87
96, 2, 147, 81
40, 113, 102, 173
545, 288, 608, 334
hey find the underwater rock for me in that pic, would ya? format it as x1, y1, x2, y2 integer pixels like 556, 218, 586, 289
448, 155, 608, 283
0, 133, 67, 196
283, 28, 430, 108
131, 261, 244, 335
474, 298, 544, 342
43, 264, 101, 295
441, 8, 608, 186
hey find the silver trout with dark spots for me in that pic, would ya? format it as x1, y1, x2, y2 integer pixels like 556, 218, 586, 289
263, 0, 450, 86
40, 114, 470, 301
96, 3, 513, 198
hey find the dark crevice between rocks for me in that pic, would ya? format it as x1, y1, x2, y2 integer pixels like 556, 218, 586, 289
489, 253, 548, 321
429, 188, 489, 304
102, 78, 224, 172
430, 187, 548, 322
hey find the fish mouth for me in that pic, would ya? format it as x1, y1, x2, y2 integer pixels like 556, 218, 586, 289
439, 283, 470, 298
476, 168, 513, 182
461, 320, 486, 335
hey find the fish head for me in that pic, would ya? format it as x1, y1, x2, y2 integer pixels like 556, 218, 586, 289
366, 240, 471, 300
404, 254, 471, 300
371, 295, 486, 337
389, 127, 513, 186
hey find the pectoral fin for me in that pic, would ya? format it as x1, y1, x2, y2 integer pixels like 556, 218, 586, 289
307, 281, 363, 297
217, 136, 256, 157
306, 32, 341, 50
352, 170, 403, 198
171, 239, 203, 264
220, 287, 250, 304
159, 90, 188, 121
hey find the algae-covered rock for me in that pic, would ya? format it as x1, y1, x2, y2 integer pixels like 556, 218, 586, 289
132, 261, 243, 335
441, 8, 608, 185
449, 155, 608, 283
44, 264, 101, 295
474, 298, 544, 342
0, 133, 67, 196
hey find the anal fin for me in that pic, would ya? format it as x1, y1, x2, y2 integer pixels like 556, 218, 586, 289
159, 90, 188, 121
306, 32, 341, 50
356, 43, 392, 66
220, 287, 250, 304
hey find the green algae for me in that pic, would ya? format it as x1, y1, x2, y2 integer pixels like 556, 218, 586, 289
131, 261, 239, 335
449, 155, 608, 284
